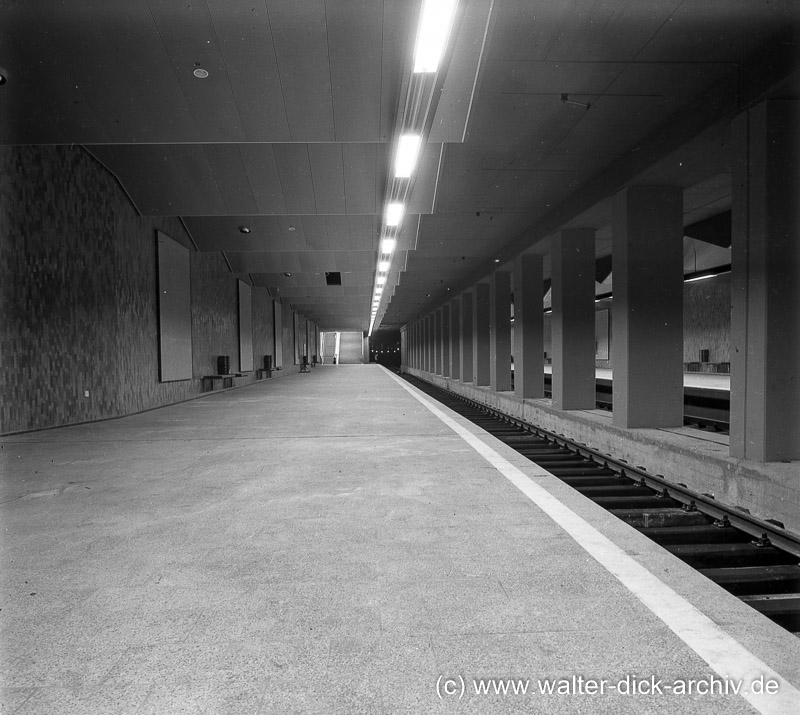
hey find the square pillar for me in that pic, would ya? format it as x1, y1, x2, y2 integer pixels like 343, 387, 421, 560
551, 229, 596, 410
612, 186, 684, 428
473, 283, 490, 386
433, 308, 442, 375
513, 254, 544, 399
441, 304, 451, 377
490, 271, 512, 391
450, 299, 461, 379
425, 314, 433, 372
731, 100, 800, 461
460, 291, 474, 382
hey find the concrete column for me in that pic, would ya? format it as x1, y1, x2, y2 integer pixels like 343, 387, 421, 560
513, 254, 544, 399
551, 229, 596, 410
425, 314, 433, 372
429, 314, 435, 373
473, 283, 490, 386
460, 291, 474, 382
490, 271, 512, 391
731, 100, 800, 461
612, 186, 684, 428
419, 320, 424, 370
434, 309, 442, 374
441, 304, 451, 377
450, 299, 461, 379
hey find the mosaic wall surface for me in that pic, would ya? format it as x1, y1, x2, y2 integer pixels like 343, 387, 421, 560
537, 280, 730, 371
683, 274, 731, 363
0, 145, 301, 434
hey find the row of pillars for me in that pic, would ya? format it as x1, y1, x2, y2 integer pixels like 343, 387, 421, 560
403, 100, 799, 463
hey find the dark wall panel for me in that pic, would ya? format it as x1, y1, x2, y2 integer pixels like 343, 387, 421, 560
238, 280, 254, 372
157, 231, 193, 381
252, 286, 274, 371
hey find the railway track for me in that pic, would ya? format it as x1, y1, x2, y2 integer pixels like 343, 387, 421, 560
540, 375, 731, 433
403, 374, 800, 635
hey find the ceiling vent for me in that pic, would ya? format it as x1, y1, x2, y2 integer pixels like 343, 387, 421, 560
325, 272, 342, 286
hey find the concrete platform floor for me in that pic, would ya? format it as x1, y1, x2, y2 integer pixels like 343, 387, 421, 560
1, 364, 798, 714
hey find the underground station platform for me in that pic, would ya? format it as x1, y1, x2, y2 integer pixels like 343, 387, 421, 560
1, 364, 799, 714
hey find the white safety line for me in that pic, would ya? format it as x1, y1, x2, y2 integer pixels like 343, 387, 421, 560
386, 369, 800, 715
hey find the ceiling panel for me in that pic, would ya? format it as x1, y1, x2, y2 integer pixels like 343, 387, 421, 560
203, 145, 258, 215
273, 144, 317, 214
0, 4, 111, 144
636, 0, 800, 63
328, 0, 384, 141
147, 0, 246, 142
308, 144, 346, 214
325, 216, 353, 250
485, 59, 625, 97
407, 143, 442, 214
89, 145, 197, 215
225, 252, 302, 274
500, 0, 681, 63
168, 145, 228, 215
239, 145, 288, 214
32, 0, 155, 144
343, 144, 382, 214
346, 216, 380, 252
269, 0, 335, 141
302, 216, 330, 250
207, 0, 290, 141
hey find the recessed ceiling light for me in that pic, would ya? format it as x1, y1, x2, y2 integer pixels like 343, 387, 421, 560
385, 203, 404, 227
381, 238, 397, 253
377, 276, 386, 285
413, 0, 458, 73
238, 226, 251, 234
494, 258, 500, 263
0, 70, 7, 86
193, 68, 209, 79
288, 225, 296, 232
395, 134, 422, 178
378, 260, 390, 272
283, 272, 292, 277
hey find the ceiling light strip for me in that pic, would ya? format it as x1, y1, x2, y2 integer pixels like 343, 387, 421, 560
369, 0, 460, 336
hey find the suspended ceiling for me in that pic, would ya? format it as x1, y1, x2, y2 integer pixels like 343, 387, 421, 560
1, 0, 798, 331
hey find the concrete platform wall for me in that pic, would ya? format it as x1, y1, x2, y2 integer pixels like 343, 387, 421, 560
0, 145, 306, 435
406, 367, 800, 534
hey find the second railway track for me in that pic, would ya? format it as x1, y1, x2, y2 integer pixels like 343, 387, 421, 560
403, 374, 800, 636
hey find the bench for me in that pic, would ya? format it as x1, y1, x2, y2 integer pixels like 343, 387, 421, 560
202, 373, 244, 391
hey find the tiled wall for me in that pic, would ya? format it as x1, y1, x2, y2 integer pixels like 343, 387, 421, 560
683, 273, 730, 363
540, 279, 730, 369
0, 145, 301, 434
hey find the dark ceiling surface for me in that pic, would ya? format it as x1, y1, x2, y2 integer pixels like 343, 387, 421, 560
1, 0, 798, 332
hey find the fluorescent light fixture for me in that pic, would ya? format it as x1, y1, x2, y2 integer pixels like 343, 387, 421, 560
395, 134, 422, 177
684, 265, 731, 283
381, 238, 397, 253
385, 202, 404, 227
377, 276, 386, 285
685, 273, 716, 283
413, 0, 458, 73
378, 260, 390, 272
